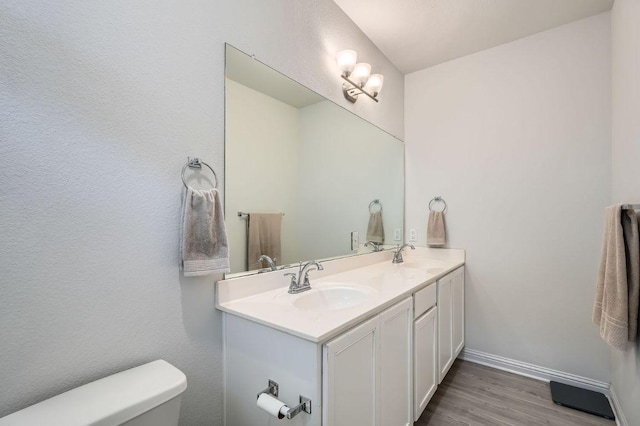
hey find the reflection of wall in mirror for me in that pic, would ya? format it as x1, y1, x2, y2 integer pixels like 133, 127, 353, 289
226, 79, 404, 274
225, 80, 301, 273
297, 101, 404, 261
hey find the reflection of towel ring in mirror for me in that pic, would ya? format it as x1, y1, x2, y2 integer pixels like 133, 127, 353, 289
428, 196, 447, 212
181, 157, 218, 190
369, 199, 382, 213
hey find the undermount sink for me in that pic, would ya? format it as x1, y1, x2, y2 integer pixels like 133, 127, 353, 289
292, 284, 373, 311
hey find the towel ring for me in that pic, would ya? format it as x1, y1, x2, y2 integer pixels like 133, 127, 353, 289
369, 199, 382, 213
428, 196, 447, 212
181, 157, 218, 190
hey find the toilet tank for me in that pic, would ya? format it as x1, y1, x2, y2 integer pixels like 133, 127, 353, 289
0, 360, 187, 426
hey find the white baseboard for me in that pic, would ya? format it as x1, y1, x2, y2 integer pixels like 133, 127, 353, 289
459, 348, 610, 394
609, 386, 628, 426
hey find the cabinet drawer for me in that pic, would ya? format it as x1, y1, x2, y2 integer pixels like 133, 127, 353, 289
414, 283, 437, 318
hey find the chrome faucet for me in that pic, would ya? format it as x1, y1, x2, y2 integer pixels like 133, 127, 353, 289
300, 260, 323, 287
392, 244, 415, 264
364, 241, 382, 252
285, 260, 324, 294
257, 255, 278, 271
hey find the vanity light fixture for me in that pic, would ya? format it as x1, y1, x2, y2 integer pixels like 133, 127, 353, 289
336, 50, 383, 103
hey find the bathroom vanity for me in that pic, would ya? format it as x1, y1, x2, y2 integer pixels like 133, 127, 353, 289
219, 44, 461, 425
217, 247, 465, 426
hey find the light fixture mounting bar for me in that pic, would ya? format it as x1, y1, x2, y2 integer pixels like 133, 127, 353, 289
340, 75, 379, 103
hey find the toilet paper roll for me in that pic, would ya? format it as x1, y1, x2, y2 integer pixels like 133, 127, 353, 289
257, 393, 289, 419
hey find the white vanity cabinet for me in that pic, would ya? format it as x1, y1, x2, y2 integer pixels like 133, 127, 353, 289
379, 297, 413, 426
223, 297, 414, 426
413, 284, 438, 421
322, 316, 378, 426
438, 266, 465, 383
452, 267, 465, 356
323, 297, 412, 426
413, 267, 465, 420
219, 249, 466, 426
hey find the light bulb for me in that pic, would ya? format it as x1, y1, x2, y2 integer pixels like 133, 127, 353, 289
351, 63, 371, 87
364, 74, 384, 96
336, 50, 357, 77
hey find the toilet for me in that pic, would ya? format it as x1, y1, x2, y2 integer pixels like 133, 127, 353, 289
0, 360, 187, 426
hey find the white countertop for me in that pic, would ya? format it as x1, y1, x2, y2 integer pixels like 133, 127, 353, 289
216, 247, 465, 343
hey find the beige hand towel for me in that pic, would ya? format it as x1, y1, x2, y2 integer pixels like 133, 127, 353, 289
366, 211, 384, 244
180, 188, 230, 276
248, 213, 282, 271
427, 211, 446, 247
593, 205, 633, 350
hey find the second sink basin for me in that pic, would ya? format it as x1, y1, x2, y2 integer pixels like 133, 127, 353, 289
292, 283, 374, 311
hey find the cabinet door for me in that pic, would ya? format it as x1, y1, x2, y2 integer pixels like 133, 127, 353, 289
379, 297, 413, 426
323, 316, 380, 426
413, 306, 438, 421
438, 273, 454, 383
452, 267, 465, 357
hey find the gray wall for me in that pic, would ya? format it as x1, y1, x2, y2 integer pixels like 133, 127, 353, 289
0, 1, 404, 424
610, 0, 640, 424
404, 13, 612, 382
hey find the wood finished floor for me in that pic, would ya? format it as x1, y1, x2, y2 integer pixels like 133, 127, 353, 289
415, 360, 615, 426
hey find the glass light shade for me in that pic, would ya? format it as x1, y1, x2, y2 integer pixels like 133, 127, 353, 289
351, 63, 371, 86
364, 74, 384, 96
336, 50, 357, 76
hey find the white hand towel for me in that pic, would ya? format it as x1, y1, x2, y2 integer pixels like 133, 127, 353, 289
427, 211, 446, 247
180, 188, 230, 276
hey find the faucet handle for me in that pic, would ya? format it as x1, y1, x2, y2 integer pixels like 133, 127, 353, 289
392, 245, 404, 264
284, 272, 298, 286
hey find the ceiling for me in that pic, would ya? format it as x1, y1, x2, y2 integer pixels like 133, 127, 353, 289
333, 0, 614, 74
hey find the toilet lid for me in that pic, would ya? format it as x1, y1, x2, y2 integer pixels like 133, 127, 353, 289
0, 360, 187, 426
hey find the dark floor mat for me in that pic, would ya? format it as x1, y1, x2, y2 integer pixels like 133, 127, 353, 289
550, 381, 615, 420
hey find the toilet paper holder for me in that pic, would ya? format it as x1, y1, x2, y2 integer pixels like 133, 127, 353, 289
257, 380, 280, 399
257, 379, 312, 419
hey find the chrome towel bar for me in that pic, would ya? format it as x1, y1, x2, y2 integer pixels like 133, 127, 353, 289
429, 196, 447, 212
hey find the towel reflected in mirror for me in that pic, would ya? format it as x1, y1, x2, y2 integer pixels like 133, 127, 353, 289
367, 211, 385, 244
248, 213, 282, 271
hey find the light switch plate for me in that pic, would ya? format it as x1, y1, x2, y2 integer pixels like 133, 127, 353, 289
393, 228, 401, 241
409, 228, 418, 242
351, 231, 359, 251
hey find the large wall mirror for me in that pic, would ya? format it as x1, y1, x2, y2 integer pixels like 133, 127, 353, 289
225, 44, 404, 276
